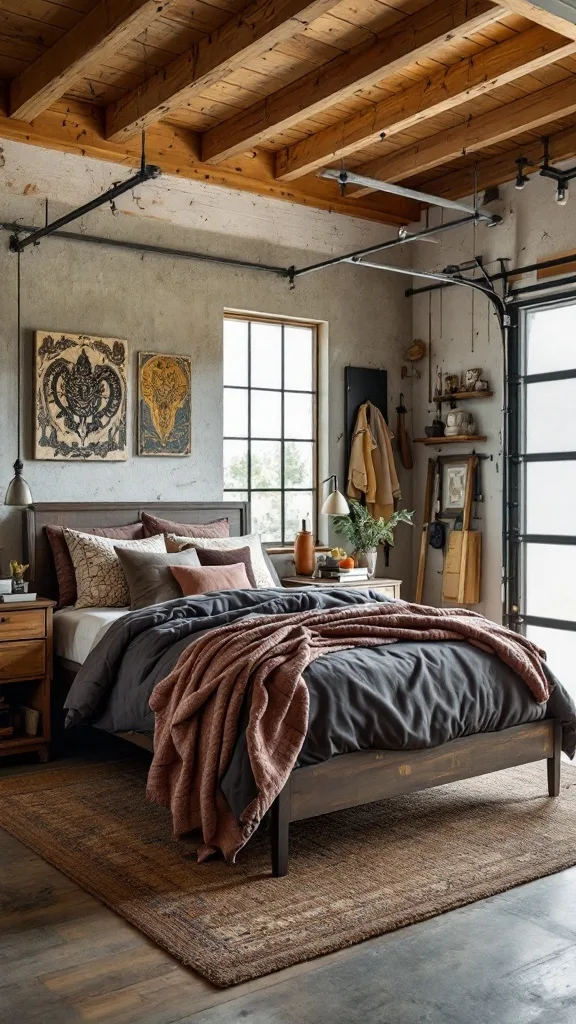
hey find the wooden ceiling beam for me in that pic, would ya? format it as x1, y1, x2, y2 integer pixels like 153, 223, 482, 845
346, 76, 576, 197
497, 0, 576, 39
0, 99, 420, 226
201, 0, 505, 165
275, 25, 576, 182
9, 0, 175, 123
427, 125, 576, 198
105, 0, 343, 143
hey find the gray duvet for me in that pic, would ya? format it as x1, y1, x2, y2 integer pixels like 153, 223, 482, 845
65, 588, 576, 815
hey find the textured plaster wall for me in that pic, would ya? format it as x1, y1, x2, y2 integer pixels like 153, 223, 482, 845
0, 139, 414, 588
410, 172, 576, 621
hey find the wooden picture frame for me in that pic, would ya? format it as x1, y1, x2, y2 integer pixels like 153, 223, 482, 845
137, 352, 191, 457
440, 456, 475, 518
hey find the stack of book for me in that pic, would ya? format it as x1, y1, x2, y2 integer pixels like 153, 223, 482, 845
319, 566, 369, 582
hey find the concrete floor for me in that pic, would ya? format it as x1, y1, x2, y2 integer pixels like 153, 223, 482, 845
2, 746, 576, 1023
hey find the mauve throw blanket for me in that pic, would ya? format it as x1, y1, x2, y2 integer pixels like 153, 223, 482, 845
147, 600, 551, 863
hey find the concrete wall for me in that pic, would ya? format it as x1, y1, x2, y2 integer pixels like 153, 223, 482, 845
411, 172, 576, 621
0, 139, 414, 589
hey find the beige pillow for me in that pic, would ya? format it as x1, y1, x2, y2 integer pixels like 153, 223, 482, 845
166, 532, 276, 588
64, 529, 165, 608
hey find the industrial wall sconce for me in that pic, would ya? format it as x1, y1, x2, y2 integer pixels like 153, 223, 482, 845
514, 138, 576, 206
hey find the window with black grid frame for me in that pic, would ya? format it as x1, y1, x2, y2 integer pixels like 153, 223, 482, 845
223, 314, 317, 545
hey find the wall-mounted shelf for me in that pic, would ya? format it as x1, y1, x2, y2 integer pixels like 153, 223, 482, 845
433, 391, 493, 403
414, 435, 487, 445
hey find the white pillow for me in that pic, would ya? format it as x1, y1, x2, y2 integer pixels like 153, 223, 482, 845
166, 532, 276, 589
64, 530, 165, 608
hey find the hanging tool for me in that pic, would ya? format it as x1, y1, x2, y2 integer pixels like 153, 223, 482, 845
396, 393, 413, 470
415, 458, 435, 604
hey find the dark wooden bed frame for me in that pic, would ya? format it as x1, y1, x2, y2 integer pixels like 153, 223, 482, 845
25, 502, 563, 878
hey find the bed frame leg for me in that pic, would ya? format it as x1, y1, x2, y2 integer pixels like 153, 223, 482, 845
271, 783, 290, 877
547, 720, 562, 797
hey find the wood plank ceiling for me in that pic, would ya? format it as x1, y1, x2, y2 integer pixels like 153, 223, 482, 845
2, 0, 576, 224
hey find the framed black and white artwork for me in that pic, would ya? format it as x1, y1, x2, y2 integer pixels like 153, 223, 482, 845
34, 331, 128, 461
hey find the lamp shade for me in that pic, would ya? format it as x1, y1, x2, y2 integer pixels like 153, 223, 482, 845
4, 460, 33, 507
321, 488, 349, 516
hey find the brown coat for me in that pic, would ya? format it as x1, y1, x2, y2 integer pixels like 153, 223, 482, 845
347, 402, 401, 519
147, 601, 551, 864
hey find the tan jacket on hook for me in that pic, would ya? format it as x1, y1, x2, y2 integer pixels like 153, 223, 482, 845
347, 401, 401, 519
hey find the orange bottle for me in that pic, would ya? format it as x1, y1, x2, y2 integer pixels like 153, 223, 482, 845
294, 519, 315, 576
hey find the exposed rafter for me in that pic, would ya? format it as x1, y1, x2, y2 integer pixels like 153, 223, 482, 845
9, 0, 175, 123
201, 0, 505, 165
275, 26, 576, 182
427, 124, 576, 198
497, 0, 576, 38
105, 0, 342, 142
345, 77, 576, 197
0, 99, 420, 226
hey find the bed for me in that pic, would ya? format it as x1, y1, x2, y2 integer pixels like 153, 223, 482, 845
25, 501, 576, 877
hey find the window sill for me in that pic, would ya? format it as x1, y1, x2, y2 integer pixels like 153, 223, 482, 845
266, 545, 331, 556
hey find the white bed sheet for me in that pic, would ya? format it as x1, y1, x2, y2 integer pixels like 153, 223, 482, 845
53, 606, 128, 665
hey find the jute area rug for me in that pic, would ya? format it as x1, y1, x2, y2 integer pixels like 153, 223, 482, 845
1, 758, 576, 988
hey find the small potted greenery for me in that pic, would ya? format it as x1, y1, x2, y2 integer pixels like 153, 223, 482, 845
332, 500, 413, 577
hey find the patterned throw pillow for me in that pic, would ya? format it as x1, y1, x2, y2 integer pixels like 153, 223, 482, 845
166, 532, 276, 589
46, 522, 144, 607
63, 530, 165, 608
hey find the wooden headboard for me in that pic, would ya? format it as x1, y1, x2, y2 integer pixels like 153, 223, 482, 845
24, 501, 250, 601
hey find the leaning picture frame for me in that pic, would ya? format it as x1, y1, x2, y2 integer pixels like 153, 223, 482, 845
440, 456, 475, 518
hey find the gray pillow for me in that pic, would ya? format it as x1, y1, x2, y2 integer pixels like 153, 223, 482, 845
115, 546, 200, 610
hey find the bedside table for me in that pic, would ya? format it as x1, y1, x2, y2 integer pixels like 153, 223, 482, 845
0, 597, 55, 763
281, 576, 402, 599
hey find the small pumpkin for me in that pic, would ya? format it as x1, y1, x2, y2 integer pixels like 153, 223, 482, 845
339, 556, 355, 569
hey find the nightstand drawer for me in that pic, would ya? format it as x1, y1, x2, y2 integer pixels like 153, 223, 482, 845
0, 641, 46, 681
0, 609, 45, 641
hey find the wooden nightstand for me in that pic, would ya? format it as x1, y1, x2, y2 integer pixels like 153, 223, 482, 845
0, 597, 55, 763
281, 576, 402, 599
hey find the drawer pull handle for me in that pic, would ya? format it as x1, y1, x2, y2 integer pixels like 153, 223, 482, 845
0, 617, 10, 624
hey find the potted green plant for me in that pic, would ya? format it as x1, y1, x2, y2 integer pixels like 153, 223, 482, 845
332, 500, 413, 578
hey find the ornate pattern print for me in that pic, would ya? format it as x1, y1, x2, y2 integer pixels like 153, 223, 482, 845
35, 332, 127, 461
138, 352, 191, 457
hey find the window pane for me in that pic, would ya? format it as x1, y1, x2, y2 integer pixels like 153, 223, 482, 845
525, 379, 576, 453
251, 390, 281, 438
285, 491, 314, 542
285, 392, 313, 439
252, 491, 281, 542
525, 543, 576, 620
223, 439, 248, 489
526, 461, 576, 534
285, 441, 314, 487
285, 326, 313, 390
251, 322, 281, 388
223, 319, 248, 386
526, 303, 576, 375
223, 388, 248, 437
526, 624, 576, 697
251, 440, 281, 487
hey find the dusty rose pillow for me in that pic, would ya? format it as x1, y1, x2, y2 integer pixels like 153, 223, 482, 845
170, 563, 252, 595
141, 512, 229, 539
167, 540, 257, 588
46, 522, 144, 607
